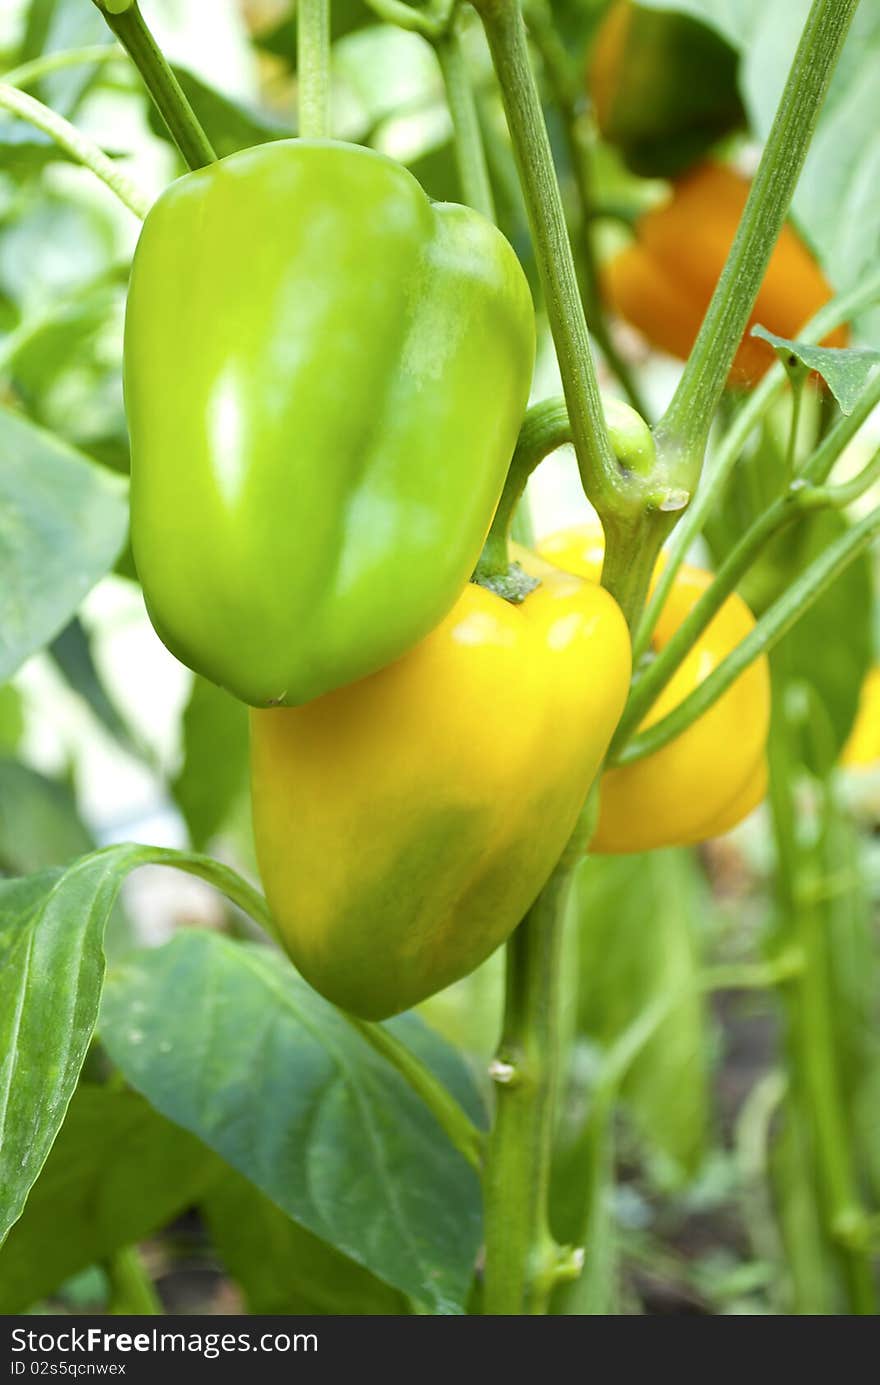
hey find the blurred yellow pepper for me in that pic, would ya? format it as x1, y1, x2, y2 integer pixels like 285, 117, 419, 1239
539, 526, 771, 852
842, 667, 880, 768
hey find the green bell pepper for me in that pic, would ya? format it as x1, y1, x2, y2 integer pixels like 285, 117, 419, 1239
125, 139, 535, 706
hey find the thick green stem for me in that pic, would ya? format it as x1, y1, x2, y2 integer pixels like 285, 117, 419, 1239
481, 874, 572, 1314
474, 397, 569, 595
617, 376, 880, 759
613, 422, 880, 758
768, 669, 876, 1313
298, 0, 332, 139
656, 0, 860, 476
472, 0, 618, 514
345, 1016, 485, 1173
93, 0, 216, 170
616, 504, 880, 766
634, 269, 880, 662
523, 0, 649, 418
599, 511, 674, 633
0, 81, 149, 216
482, 795, 596, 1315
436, 23, 495, 219
613, 491, 810, 754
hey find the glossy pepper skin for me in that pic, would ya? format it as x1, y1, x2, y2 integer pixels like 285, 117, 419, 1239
603, 162, 847, 387
589, 0, 743, 178
250, 552, 630, 1019
842, 667, 880, 768
125, 139, 535, 707
538, 527, 770, 853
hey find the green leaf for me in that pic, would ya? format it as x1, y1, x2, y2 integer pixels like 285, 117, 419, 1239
0, 757, 92, 874
0, 1084, 216, 1313
750, 326, 880, 414
0, 405, 128, 683
100, 932, 483, 1313
149, 67, 293, 159
50, 618, 143, 761
0, 854, 121, 1244
0, 686, 24, 753
18, 0, 59, 65
4, 274, 122, 402
171, 677, 249, 851
0, 123, 85, 176
203, 1169, 409, 1315
573, 851, 709, 1179
0, 840, 274, 1246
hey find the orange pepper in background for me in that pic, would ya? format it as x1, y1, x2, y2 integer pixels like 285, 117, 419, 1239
602, 162, 847, 386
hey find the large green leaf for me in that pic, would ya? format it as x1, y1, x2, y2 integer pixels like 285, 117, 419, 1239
203, 1169, 409, 1315
0, 851, 133, 1245
100, 932, 483, 1313
0, 406, 127, 684
0, 1084, 216, 1313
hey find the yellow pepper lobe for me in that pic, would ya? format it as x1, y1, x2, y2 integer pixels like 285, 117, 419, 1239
250, 560, 631, 1019
842, 666, 880, 769
538, 526, 771, 853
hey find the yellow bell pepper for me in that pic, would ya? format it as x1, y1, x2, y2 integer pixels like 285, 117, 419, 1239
250, 552, 630, 1019
538, 526, 771, 852
842, 667, 880, 768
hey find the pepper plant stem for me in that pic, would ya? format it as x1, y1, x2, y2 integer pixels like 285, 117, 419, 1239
106, 1246, 163, 1315
472, 0, 618, 513
565, 953, 803, 1313
0, 82, 149, 217
298, 0, 332, 139
616, 504, 880, 767
523, 0, 649, 419
613, 437, 880, 756
482, 880, 565, 1313
436, 24, 495, 220
767, 667, 876, 1313
615, 376, 880, 752
474, 397, 569, 587
2, 44, 121, 89
93, 1, 216, 171
655, 0, 861, 476
482, 800, 593, 1315
634, 267, 880, 662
